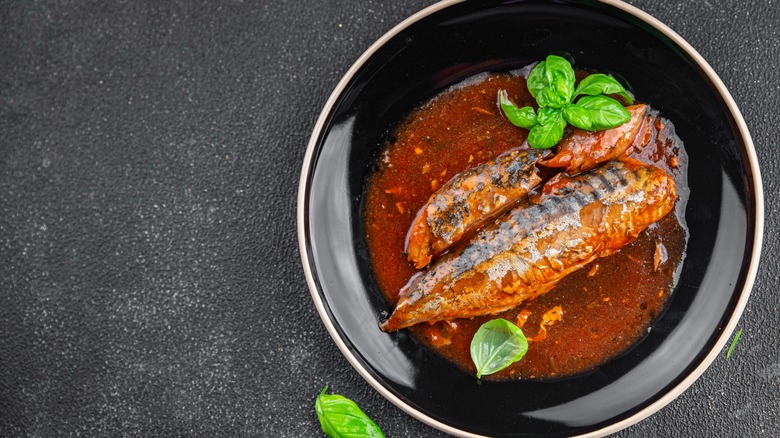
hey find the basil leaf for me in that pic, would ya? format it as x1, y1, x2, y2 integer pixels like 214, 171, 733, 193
523, 55, 633, 137
528, 55, 575, 109
562, 103, 593, 130
498, 90, 537, 129
726, 328, 743, 359
470, 319, 529, 378
544, 55, 576, 104
537, 107, 560, 126
576, 95, 631, 130
528, 110, 566, 149
537, 87, 567, 109
315, 387, 385, 438
526, 61, 547, 100
573, 73, 633, 105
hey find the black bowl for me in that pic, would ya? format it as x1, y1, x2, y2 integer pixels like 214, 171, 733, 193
297, 0, 763, 436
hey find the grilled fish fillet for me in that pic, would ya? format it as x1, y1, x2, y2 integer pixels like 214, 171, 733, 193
541, 104, 648, 174
382, 159, 676, 332
406, 148, 551, 269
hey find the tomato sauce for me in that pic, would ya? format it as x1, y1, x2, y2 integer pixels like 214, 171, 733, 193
363, 71, 688, 380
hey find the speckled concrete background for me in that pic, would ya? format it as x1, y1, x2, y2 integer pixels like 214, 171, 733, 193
0, 0, 777, 436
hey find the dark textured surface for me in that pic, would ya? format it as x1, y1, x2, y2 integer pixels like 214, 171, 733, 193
0, 0, 776, 437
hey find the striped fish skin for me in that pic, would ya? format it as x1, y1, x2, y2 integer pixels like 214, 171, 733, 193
542, 104, 648, 174
406, 148, 552, 269
382, 159, 676, 332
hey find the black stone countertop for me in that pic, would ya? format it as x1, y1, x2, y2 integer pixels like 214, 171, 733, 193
1, 0, 778, 436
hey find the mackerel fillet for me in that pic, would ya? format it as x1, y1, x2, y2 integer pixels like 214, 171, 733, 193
382, 159, 676, 332
406, 148, 551, 269
541, 104, 648, 174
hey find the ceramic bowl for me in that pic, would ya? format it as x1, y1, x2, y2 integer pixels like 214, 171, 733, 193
297, 0, 763, 436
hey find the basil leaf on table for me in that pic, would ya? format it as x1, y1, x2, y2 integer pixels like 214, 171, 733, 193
576, 95, 631, 130
315, 387, 385, 438
470, 319, 529, 378
562, 103, 593, 130
573, 73, 634, 105
528, 110, 566, 149
726, 328, 743, 359
498, 90, 537, 129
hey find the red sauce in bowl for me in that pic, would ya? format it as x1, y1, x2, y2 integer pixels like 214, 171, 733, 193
364, 71, 688, 380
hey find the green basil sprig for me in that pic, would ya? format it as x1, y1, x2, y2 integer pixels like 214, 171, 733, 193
500, 55, 634, 148
315, 387, 385, 438
470, 318, 529, 378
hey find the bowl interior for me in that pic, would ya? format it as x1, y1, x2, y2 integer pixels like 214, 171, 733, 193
301, 0, 759, 436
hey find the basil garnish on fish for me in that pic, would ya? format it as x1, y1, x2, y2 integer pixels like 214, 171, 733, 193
499, 54, 633, 148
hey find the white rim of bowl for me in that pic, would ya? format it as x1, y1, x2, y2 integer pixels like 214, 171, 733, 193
296, 0, 765, 436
